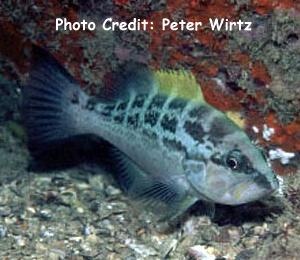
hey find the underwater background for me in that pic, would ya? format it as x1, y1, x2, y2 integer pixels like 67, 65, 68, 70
0, 1, 299, 259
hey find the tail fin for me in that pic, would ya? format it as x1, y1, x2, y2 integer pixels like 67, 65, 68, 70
22, 46, 88, 157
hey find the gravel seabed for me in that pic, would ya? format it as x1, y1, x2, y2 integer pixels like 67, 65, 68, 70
0, 125, 299, 260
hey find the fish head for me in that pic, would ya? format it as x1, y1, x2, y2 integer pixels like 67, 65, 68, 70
186, 117, 279, 205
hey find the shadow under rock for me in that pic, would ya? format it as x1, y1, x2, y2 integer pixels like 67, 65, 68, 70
189, 199, 284, 226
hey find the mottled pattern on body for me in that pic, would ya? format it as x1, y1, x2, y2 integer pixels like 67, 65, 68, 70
93, 88, 223, 163
23, 49, 279, 220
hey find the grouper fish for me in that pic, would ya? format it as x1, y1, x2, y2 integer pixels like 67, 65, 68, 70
22, 47, 279, 220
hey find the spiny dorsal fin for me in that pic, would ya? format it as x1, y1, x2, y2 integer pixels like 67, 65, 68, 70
100, 64, 155, 102
153, 70, 204, 102
102, 67, 204, 103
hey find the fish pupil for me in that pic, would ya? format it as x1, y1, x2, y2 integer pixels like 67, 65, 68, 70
227, 157, 238, 170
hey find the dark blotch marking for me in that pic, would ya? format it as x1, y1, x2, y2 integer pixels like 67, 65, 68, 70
114, 114, 125, 123
168, 98, 187, 111
163, 137, 186, 153
210, 117, 235, 139
117, 101, 128, 111
131, 94, 147, 109
148, 95, 167, 110
105, 104, 116, 111
101, 104, 116, 117
144, 110, 160, 126
184, 121, 206, 142
161, 114, 178, 133
127, 113, 139, 128
205, 145, 212, 151
101, 111, 111, 117
189, 105, 211, 119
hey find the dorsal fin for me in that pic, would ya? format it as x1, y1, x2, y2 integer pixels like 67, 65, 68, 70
100, 63, 156, 102
153, 70, 204, 102
101, 66, 204, 103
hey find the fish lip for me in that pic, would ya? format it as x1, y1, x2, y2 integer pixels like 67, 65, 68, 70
228, 178, 275, 204
195, 175, 277, 205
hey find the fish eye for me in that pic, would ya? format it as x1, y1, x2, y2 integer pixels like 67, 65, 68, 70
226, 150, 242, 171
226, 157, 239, 170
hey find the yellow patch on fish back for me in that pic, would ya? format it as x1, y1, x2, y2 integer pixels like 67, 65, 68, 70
153, 70, 204, 102
226, 111, 245, 129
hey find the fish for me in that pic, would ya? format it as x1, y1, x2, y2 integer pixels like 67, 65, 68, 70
22, 47, 279, 220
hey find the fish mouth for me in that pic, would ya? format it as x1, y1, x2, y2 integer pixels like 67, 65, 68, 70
214, 178, 275, 206
228, 171, 280, 205
229, 180, 275, 205
194, 173, 279, 205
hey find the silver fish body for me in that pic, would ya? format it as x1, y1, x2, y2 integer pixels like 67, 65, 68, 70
23, 47, 279, 219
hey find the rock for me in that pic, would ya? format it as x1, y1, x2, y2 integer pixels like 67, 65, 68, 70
253, 223, 268, 236
228, 227, 241, 242
200, 226, 219, 242
69, 236, 83, 243
89, 175, 105, 191
161, 238, 178, 258
183, 218, 198, 236
89, 200, 101, 212
26, 206, 36, 214
15, 235, 26, 247
188, 245, 217, 260
83, 225, 92, 236
101, 219, 115, 231
40, 227, 55, 239
4, 216, 17, 225
243, 236, 259, 248
0, 225, 7, 238
39, 209, 53, 220
126, 241, 157, 258
235, 249, 255, 260
48, 249, 66, 260
60, 188, 77, 206
76, 207, 85, 213
75, 182, 90, 190
0, 206, 11, 217
86, 234, 99, 244
105, 185, 121, 196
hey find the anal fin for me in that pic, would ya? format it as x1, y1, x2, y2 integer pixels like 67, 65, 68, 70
109, 148, 199, 221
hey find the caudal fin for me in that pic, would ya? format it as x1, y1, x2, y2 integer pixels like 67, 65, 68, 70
22, 46, 88, 157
